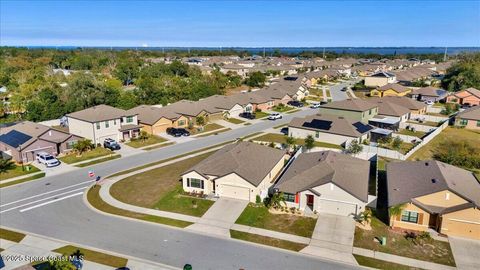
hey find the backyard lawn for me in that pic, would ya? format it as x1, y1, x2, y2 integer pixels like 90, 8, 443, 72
235, 204, 317, 238
396, 129, 426, 138
230, 230, 307, 252
59, 147, 114, 164
110, 152, 215, 217
380, 142, 415, 155
0, 164, 40, 180
354, 216, 455, 266
254, 133, 343, 149
126, 135, 167, 148
226, 117, 245, 124
407, 120, 439, 127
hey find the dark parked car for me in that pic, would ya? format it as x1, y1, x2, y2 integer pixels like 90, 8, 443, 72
103, 138, 121, 150
280, 127, 289, 135
167, 127, 190, 137
287, 100, 304, 107
239, 112, 256, 119
341, 87, 348, 92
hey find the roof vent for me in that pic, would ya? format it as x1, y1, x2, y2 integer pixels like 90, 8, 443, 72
431, 179, 436, 183
425, 162, 429, 166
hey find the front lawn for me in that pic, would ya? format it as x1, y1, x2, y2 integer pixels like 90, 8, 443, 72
110, 152, 215, 216
230, 230, 307, 252
396, 129, 426, 138
0, 164, 40, 180
254, 133, 343, 150
0, 228, 26, 242
226, 117, 245, 124
408, 127, 480, 161
354, 255, 421, 270
53, 245, 127, 268
272, 105, 295, 113
189, 123, 226, 135
236, 204, 317, 238
59, 147, 114, 164
354, 216, 455, 266
255, 111, 270, 119
126, 135, 167, 148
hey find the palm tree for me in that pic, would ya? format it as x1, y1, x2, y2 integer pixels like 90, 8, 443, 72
73, 139, 93, 156
304, 135, 315, 152
0, 158, 16, 174
285, 136, 296, 152
139, 130, 149, 142
266, 192, 286, 209
388, 203, 406, 227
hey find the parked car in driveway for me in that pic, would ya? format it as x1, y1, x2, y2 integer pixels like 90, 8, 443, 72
167, 127, 190, 137
425, 100, 434, 105
341, 87, 348, 92
239, 112, 256, 119
280, 127, 289, 135
287, 100, 304, 107
36, 152, 60, 167
177, 128, 190, 136
103, 138, 121, 150
268, 113, 283, 120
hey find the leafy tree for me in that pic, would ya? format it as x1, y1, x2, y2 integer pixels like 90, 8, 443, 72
47, 259, 76, 270
139, 130, 149, 142
0, 158, 16, 174
196, 116, 205, 127
304, 135, 315, 152
347, 139, 363, 156
74, 139, 93, 155
285, 136, 296, 152
244, 71, 266, 88
442, 53, 480, 91
265, 192, 286, 209
391, 137, 403, 150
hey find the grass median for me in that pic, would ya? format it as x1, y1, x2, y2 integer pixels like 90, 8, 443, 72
0, 172, 46, 188
0, 228, 26, 242
75, 155, 121, 167
354, 255, 421, 270
53, 245, 127, 268
230, 230, 307, 252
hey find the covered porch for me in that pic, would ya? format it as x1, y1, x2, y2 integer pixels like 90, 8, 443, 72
119, 124, 142, 141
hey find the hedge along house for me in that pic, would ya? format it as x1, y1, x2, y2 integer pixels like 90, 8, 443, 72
181, 141, 287, 202
0, 121, 82, 163
127, 105, 189, 134
318, 99, 379, 124
387, 160, 480, 240
275, 151, 376, 216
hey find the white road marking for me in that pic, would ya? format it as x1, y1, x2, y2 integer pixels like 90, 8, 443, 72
0, 187, 88, 214
19, 192, 84, 213
0, 180, 94, 208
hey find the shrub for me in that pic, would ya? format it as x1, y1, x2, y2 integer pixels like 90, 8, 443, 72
255, 195, 261, 204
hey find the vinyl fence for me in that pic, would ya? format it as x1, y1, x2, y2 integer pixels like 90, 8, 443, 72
410, 113, 449, 123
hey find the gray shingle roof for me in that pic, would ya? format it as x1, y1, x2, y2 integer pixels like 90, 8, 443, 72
386, 160, 480, 208
367, 98, 411, 117
377, 83, 411, 93
321, 99, 378, 112
457, 106, 480, 121
184, 142, 286, 187
67, 104, 134, 122
276, 151, 370, 202
289, 114, 373, 137
127, 105, 182, 125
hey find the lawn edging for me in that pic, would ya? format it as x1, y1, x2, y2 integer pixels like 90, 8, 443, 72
0, 172, 46, 189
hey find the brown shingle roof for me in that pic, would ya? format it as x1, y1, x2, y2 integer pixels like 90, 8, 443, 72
276, 151, 370, 202
457, 106, 480, 121
377, 83, 411, 93
127, 105, 182, 125
67, 104, 134, 122
376, 96, 426, 111
367, 98, 411, 117
289, 114, 373, 137
184, 142, 286, 187
320, 99, 378, 112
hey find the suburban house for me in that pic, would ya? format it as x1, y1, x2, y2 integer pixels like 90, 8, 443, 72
318, 99, 379, 123
446, 87, 480, 106
229, 92, 274, 112
127, 105, 189, 134
367, 97, 411, 130
166, 100, 225, 124
0, 121, 82, 163
197, 95, 246, 118
66, 104, 141, 145
370, 83, 412, 97
275, 151, 375, 216
181, 142, 287, 202
288, 114, 373, 146
377, 96, 427, 114
364, 71, 397, 87
256, 87, 293, 107
387, 160, 480, 240
410, 86, 448, 102
454, 106, 480, 130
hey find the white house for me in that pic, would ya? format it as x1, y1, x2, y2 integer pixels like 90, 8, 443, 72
66, 104, 141, 145
275, 151, 376, 216
181, 142, 287, 202
364, 71, 397, 87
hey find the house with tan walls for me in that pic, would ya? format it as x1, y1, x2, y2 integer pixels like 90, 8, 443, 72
387, 160, 480, 240
275, 151, 376, 216
454, 106, 480, 130
181, 141, 287, 202
370, 83, 412, 97
446, 87, 480, 106
127, 105, 189, 134
364, 71, 397, 87
318, 99, 379, 123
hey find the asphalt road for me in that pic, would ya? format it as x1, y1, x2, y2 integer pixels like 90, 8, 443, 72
0, 108, 361, 270
329, 79, 357, 101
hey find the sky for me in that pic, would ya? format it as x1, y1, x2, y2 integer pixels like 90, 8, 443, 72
1, 0, 479, 47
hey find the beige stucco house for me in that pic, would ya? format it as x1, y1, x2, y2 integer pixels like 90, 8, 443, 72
387, 160, 480, 240
454, 106, 480, 130
364, 71, 397, 87
181, 142, 287, 202
275, 151, 376, 216
318, 99, 379, 124
127, 105, 189, 134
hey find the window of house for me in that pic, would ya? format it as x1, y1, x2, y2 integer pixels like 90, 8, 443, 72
105, 121, 109, 128
178, 120, 186, 126
113, 119, 117, 125
66, 141, 77, 149
283, 193, 295, 202
369, 109, 373, 115
459, 119, 468, 126
188, 178, 204, 189
126, 116, 133, 123
96, 122, 100, 130
401, 211, 418, 223
477, 120, 480, 127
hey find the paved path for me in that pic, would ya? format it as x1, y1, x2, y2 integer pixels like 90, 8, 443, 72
301, 214, 357, 265
187, 197, 248, 237
449, 237, 480, 270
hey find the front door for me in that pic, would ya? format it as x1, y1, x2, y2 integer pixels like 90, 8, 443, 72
429, 213, 439, 230
306, 194, 314, 209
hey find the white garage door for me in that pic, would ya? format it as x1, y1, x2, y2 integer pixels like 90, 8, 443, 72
317, 199, 358, 216
219, 184, 250, 201
229, 108, 244, 117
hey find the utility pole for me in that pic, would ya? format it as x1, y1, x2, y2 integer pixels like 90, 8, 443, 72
443, 47, 448, 62
323, 47, 326, 59
263, 47, 266, 58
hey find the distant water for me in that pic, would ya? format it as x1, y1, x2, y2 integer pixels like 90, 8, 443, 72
13, 46, 480, 55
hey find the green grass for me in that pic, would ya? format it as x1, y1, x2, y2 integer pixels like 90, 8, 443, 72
230, 230, 307, 252
226, 117, 245, 124
254, 133, 343, 149
143, 141, 175, 151
110, 152, 214, 216
196, 128, 231, 137
0, 164, 40, 180
273, 123, 288, 129
75, 155, 121, 167
190, 123, 225, 135
59, 148, 114, 164
53, 245, 127, 268
272, 105, 295, 113
236, 204, 317, 238
255, 111, 270, 119
396, 129, 426, 138
354, 216, 455, 266
0, 172, 46, 188
354, 255, 422, 270
380, 142, 415, 155
125, 135, 168, 148
286, 109, 301, 114
87, 185, 193, 228
409, 127, 480, 161
0, 228, 26, 242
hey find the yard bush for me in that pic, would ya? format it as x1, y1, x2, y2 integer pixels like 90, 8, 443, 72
433, 140, 480, 169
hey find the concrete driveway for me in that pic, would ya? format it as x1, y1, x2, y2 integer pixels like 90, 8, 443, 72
301, 214, 357, 265
449, 237, 480, 270
186, 197, 248, 237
